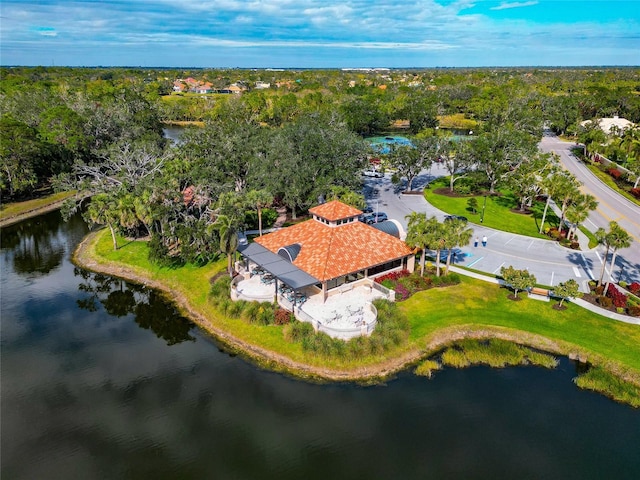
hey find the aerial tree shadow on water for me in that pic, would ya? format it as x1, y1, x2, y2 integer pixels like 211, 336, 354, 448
74, 268, 196, 345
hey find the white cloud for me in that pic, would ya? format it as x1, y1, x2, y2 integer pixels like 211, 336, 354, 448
491, 1, 539, 10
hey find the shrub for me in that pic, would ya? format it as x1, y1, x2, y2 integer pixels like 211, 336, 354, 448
594, 285, 604, 295
619, 281, 628, 289
616, 307, 626, 314
274, 308, 292, 325
598, 296, 613, 308
628, 282, 640, 295
628, 305, 640, 317
283, 320, 314, 343
607, 168, 622, 180
415, 359, 441, 378
606, 284, 628, 308
374, 270, 410, 284
630, 188, 640, 199
210, 276, 232, 298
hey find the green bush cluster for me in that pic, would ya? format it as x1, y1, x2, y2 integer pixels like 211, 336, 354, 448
282, 299, 410, 359
574, 366, 640, 408
209, 276, 288, 326
440, 339, 558, 369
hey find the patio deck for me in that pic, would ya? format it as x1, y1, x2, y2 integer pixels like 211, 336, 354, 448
232, 273, 391, 340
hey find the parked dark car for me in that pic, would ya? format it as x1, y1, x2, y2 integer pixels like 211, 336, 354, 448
432, 248, 463, 262
365, 212, 388, 224
444, 215, 468, 223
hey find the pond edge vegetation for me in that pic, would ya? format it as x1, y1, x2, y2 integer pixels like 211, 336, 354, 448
74, 228, 640, 407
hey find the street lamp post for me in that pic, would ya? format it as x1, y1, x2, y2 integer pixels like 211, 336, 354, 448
480, 195, 487, 223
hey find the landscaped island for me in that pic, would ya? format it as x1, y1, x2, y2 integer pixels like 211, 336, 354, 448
74, 227, 640, 406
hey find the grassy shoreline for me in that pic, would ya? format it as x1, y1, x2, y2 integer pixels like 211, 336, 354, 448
0, 191, 76, 227
72, 229, 640, 404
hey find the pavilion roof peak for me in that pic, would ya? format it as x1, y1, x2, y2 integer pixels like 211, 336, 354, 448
308, 200, 362, 221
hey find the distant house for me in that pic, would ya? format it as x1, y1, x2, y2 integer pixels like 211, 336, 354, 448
227, 84, 245, 95
240, 200, 415, 301
254, 81, 271, 90
580, 116, 635, 135
195, 82, 213, 94
173, 80, 185, 92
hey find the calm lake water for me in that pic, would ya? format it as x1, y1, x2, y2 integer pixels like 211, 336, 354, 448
2, 211, 640, 479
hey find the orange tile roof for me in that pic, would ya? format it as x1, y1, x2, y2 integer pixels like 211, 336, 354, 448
308, 200, 362, 221
255, 218, 412, 282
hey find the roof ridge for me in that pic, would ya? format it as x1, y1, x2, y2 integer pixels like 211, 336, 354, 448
321, 224, 336, 281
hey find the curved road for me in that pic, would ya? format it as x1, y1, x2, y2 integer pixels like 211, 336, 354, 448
539, 132, 640, 278
363, 135, 639, 290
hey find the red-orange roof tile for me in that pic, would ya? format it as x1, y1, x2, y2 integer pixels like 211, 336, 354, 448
308, 200, 362, 221
255, 218, 412, 282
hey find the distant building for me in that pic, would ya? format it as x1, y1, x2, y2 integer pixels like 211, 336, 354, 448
580, 116, 635, 135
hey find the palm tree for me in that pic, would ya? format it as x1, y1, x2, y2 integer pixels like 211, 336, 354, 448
605, 222, 633, 290
246, 189, 274, 236
564, 193, 598, 241
554, 173, 582, 231
538, 164, 563, 234
442, 219, 473, 275
426, 218, 447, 277
405, 212, 429, 276
85, 193, 119, 250
595, 226, 612, 287
214, 214, 239, 277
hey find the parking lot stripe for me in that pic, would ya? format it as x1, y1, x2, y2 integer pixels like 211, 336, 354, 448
573, 267, 582, 277
492, 262, 505, 274
467, 257, 484, 267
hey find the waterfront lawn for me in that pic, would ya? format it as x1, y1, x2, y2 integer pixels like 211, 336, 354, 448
88, 229, 640, 378
402, 280, 640, 373
424, 178, 559, 239
0, 191, 76, 221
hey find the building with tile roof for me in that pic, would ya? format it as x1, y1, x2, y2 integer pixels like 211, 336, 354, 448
250, 200, 414, 300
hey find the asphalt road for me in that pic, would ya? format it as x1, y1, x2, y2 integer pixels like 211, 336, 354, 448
363, 137, 640, 290
539, 131, 640, 276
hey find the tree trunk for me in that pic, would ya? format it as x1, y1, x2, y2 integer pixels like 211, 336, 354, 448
227, 253, 234, 278
420, 249, 426, 277
540, 196, 551, 233
558, 298, 565, 308
598, 246, 610, 286
434, 249, 441, 277
608, 251, 619, 282
258, 207, 263, 236
108, 223, 118, 250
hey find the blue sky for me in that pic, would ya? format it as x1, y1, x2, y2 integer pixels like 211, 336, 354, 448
1, 1, 639, 67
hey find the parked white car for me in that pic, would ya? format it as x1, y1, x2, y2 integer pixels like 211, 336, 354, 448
362, 170, 384, 178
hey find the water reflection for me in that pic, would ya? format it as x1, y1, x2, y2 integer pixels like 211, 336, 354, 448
2, 210, 640, 480
1, 211, 77, 276
74, 268, 196, 345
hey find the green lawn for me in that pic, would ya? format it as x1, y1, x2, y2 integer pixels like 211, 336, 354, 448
0, 191, 76, 221
424, 177, 559, 239
84, 229, 640, 384
401, 280, 640, 373
584, 162, 640, 207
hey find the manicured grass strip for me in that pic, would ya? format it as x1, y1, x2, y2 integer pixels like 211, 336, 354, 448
583, 163, 640, 207
0, 191, 76, 220
401, 279, 640, 373
574, 366, 640, 408
424, 177, 559, 239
